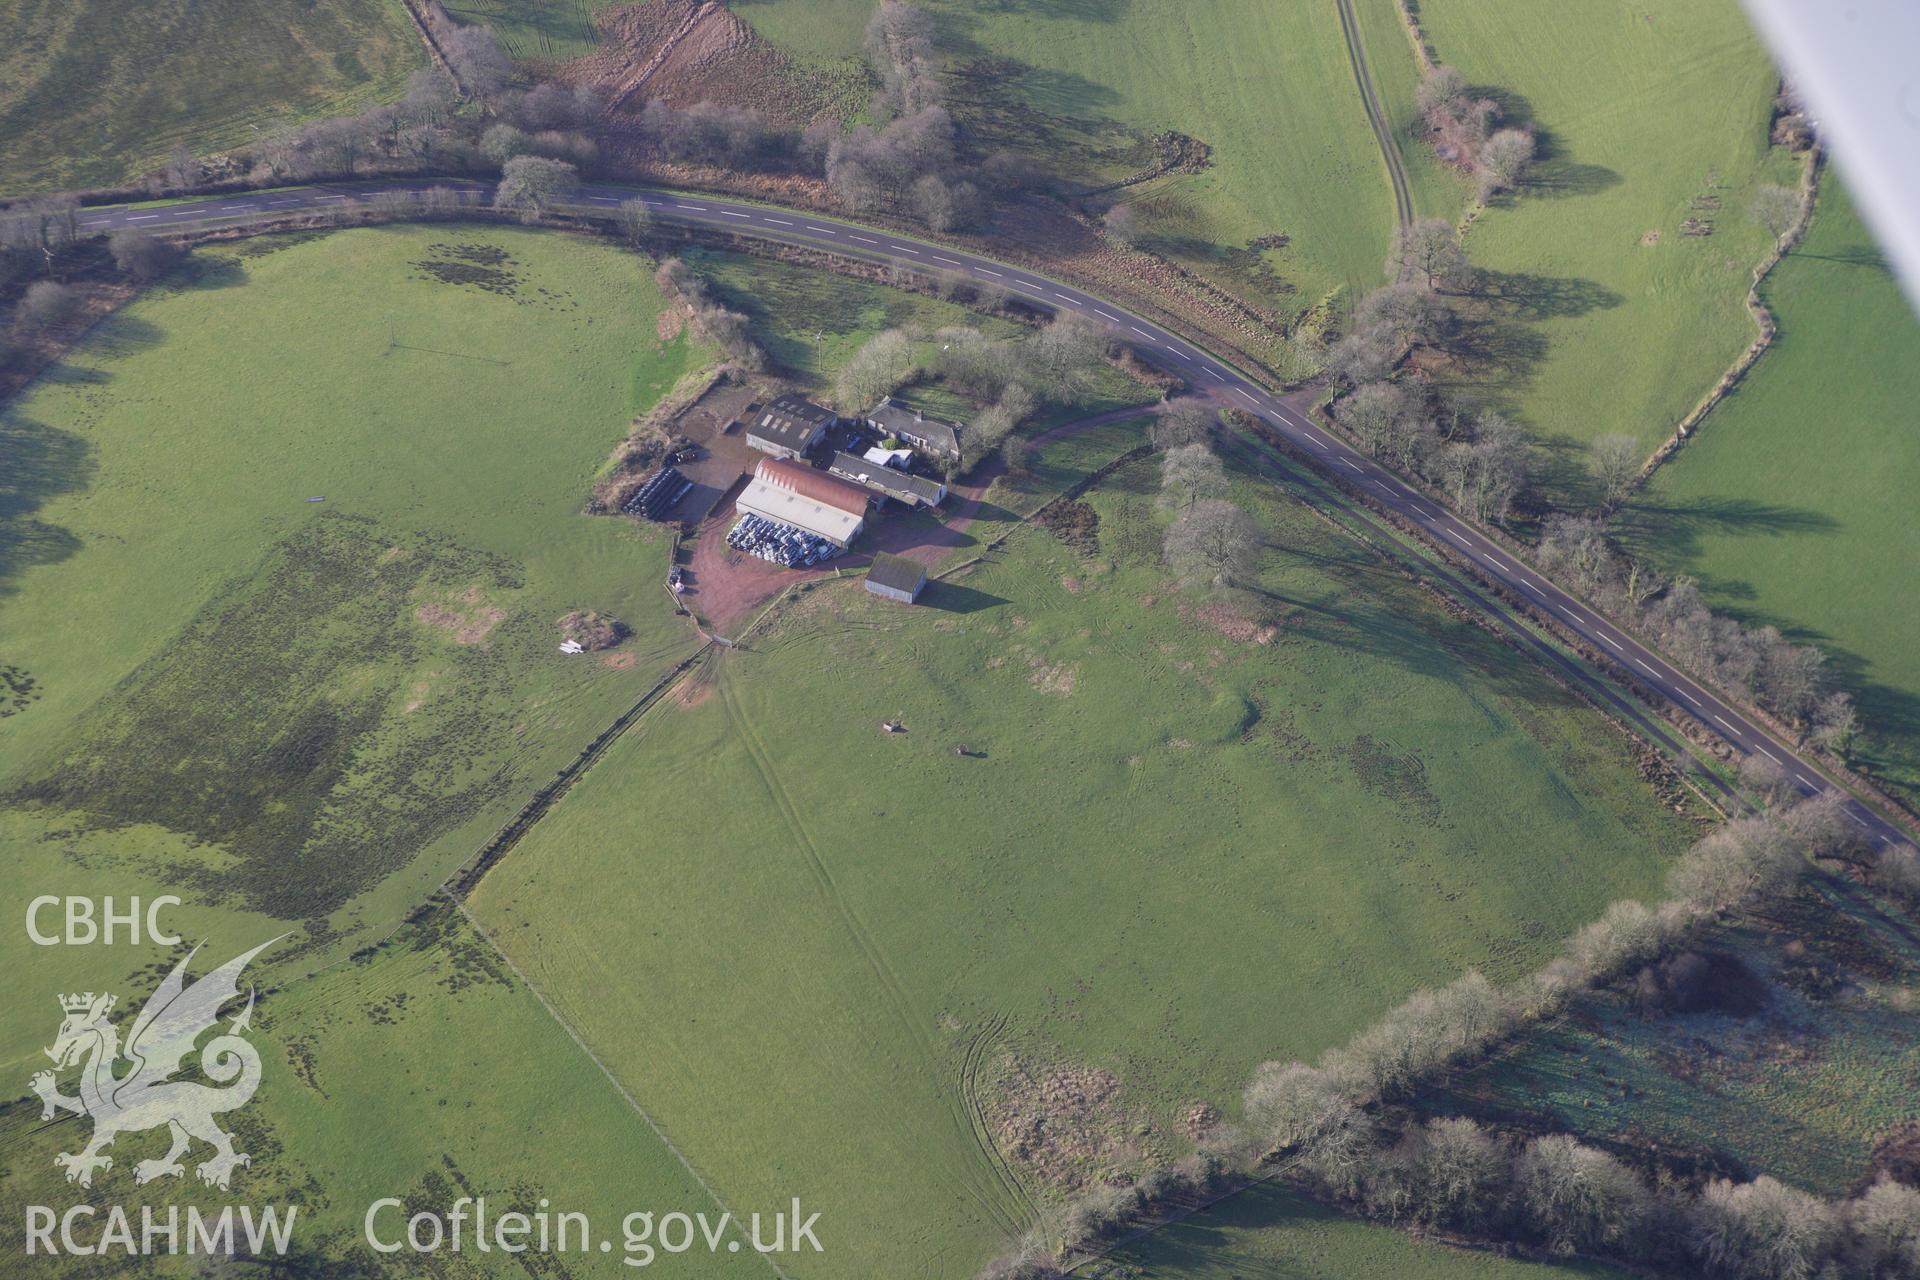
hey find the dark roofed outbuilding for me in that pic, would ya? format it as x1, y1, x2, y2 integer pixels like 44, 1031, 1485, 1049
746, 393, 839, 460
865, 552, 929, 604
827, 452, 948, 508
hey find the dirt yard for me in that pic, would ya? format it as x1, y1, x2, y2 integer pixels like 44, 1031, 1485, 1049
678, 403, 1168, 636
659, 379, 765, 523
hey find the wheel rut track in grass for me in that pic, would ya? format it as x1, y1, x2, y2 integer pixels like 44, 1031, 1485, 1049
958, 1010, 1045, 1238
715, 665, 1029, 1239
1334, 0, 1416, 268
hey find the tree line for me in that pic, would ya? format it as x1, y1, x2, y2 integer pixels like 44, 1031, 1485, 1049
983, 793, 1919, 1279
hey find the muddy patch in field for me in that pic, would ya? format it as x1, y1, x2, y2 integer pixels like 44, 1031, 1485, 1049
987, 1058, 1156, 1190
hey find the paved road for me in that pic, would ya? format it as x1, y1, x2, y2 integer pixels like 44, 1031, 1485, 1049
72, 178, 1917, 856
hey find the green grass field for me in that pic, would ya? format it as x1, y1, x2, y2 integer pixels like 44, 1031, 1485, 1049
735, 0, 1419, 316
1112, 1183, 1625, 1279
468, 435, 1694, 1275
0, 0, 424, 193
0, 896, 761, 1277
1, 223, 708, 954
1414, 0, 1791, 498
1614, 177, 1920, 809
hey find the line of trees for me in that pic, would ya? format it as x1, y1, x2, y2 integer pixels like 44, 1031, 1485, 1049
930, 315, 1110, 472
1151, 411, 1264, 593
1534, 513, 1859, 752
982, 798, 1914, 1280
652, 258, 766, 371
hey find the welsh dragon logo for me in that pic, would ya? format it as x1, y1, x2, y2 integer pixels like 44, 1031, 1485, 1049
32, 938, 280, 1191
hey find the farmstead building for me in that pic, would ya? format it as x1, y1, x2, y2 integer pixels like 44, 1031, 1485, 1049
745, 393, 839, 460
735, 457, 869, 547
864, 397, 962, 459
865, 552, 928, 604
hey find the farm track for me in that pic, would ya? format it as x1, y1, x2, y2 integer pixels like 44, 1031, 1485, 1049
716, 668, 1031, 1239
1333, 0, 1416, 263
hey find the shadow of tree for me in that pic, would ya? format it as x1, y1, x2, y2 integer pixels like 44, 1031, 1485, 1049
80, 313, 165, 362
1611, 495, 1841, 565
0, 411, 92, 601
170, 253, 247, 291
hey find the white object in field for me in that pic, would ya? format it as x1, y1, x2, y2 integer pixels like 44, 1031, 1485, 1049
1741, 0, 1920, 316
559, 640, 585, 654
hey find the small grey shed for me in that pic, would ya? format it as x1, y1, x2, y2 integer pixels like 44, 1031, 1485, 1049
865, 552, 928, 604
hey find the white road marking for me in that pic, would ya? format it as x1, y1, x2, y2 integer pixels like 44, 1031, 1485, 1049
1521, 581, 1545, 597
1600, 634, 1625, 651
1371, 480, 1394, 495
976, 267, 1003, 277
1677, 687, 1701, 707
1484, 553, 1511, 571
1130, 326, 1155, 338
1560, 606, 1584, 624
806, 225, 836, 234
1756, 745, 1782, 763
720, 210, 750, 218
1204, 367, 1226, 381
80, 220, 110, 228
1712, 714, 1737, 732
1796, 773, 1818, 788
849, 234, 878, 243
221, 205, 249, 211
1055, 293, 1081, 306
1236, 389, 1259, 404
1447, 530, 1472, 547
764, 217, 793, 226
590, 196, 618, 204
1305, 430, 1329, 447
676, 203, 707, 211
1014, 280, 1046, 293
314, 195, 345, 201
932, 255, 962, 266
127, 214, 160, 221
271, 198, 300, 205
1339, 458, 1362, 472
1635, 658, 1657, 674
1094, 309, 1119, 321
1848, 811, 1870, 829
893, 244, 920, 254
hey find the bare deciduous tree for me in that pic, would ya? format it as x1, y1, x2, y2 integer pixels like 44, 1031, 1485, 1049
1588, 433, 1642, 505
108, 231, 184, 284
11, 281, 82, 337
835, 328, 915, 410
1516, 1135, 1650, 1256
1392, 218, 1468, 291
617, 198, 653, 246
1164, 499, 1262, 590
1692, 1176, 1839, 1280
493, 156, 577, 220
1477, 128, 1536, 202
1151, 401, 1215, 450
1157, 443, 1228, 511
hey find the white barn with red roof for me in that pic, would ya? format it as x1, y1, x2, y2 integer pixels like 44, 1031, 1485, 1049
734, 457, 871, 547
